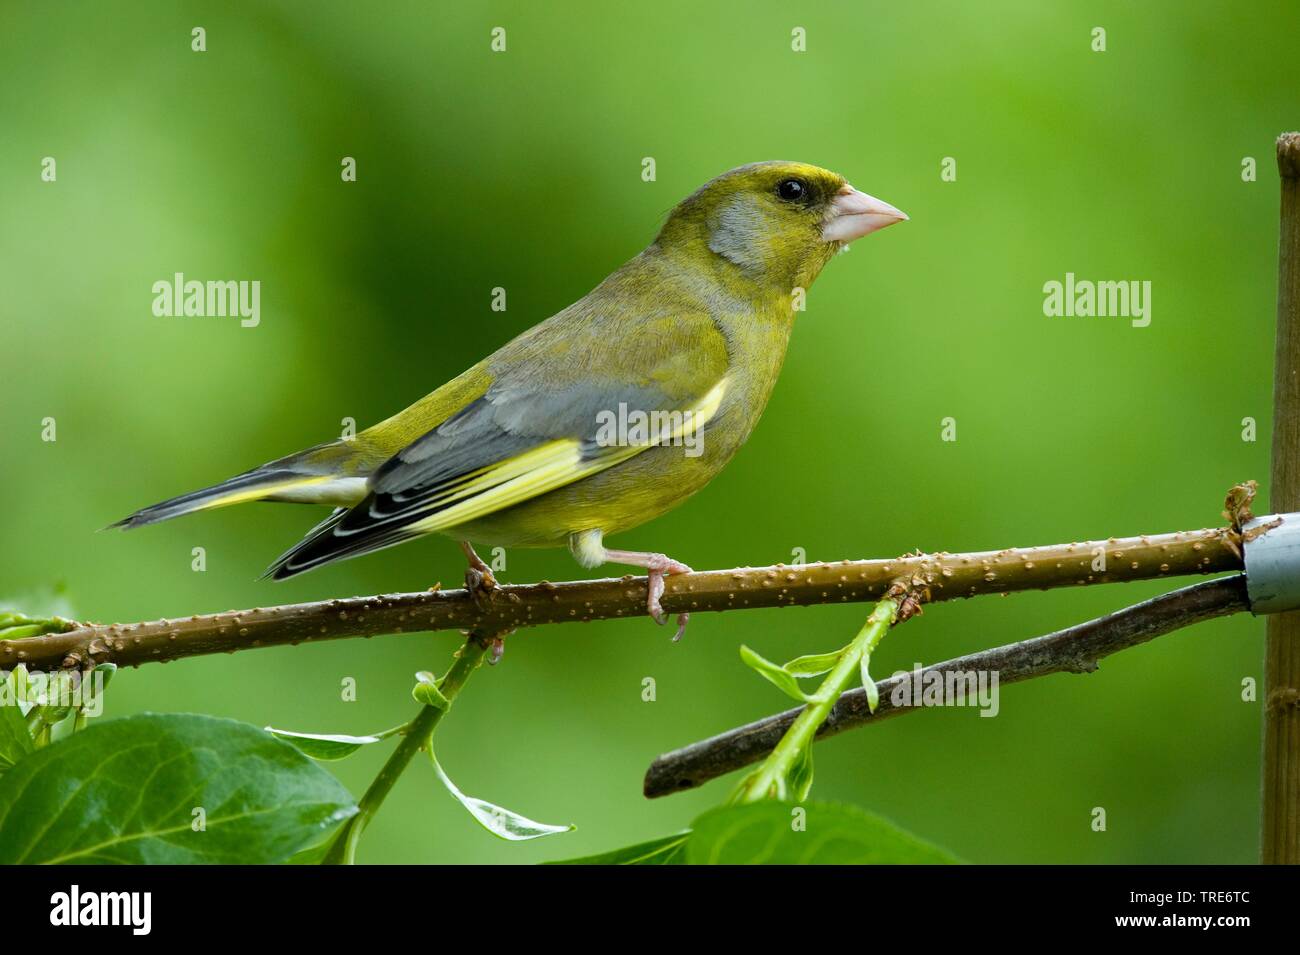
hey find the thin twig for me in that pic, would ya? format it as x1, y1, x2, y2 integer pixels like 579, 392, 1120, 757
731, 596, 901, 804
322, 631, 492, 864
0, 527, 1242, 672
643, 575, 1250, 798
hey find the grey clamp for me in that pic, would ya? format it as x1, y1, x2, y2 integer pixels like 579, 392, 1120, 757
1243, 513, 1300, 614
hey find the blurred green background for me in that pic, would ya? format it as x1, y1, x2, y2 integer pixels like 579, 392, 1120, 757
2, 0, 1297, 863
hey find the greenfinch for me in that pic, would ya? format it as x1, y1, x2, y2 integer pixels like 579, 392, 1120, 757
114, 161, 907, 638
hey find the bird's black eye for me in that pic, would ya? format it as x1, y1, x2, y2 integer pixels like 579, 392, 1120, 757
776, 178, 808, 202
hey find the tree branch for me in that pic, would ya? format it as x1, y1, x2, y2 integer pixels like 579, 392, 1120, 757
1, 525, 1242, 673
642, 574, 1250, 798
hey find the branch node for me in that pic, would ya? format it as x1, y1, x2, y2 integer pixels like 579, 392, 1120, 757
468, 624, 516, 665
886, 575, 928, 623
1266, 687, 1300, 715
1223, 479, 1259, 531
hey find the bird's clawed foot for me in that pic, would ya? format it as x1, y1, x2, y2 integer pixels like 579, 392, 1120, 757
648, 558, 692, 641
464, 567, 499, 610
460, 540, 501, 610
605, 548, 692, 641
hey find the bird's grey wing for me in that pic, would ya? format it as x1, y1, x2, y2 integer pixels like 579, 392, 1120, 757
265, 302, 732, 578
265, 374, 726, 578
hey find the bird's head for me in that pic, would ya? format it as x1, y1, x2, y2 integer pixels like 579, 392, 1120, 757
656, 161, 907, 294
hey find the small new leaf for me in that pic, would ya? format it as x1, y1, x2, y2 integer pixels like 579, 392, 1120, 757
0, 615, 72, 640
267, 728, 384, 761
783, 648, 845, 677
31, 671, 77, 728
861, 654, 880, 714
430, 752, 572, 841
739, 645, 813, 703
412, 671, 450, 711
788, 743, 814, 802
93, 663, 117, 692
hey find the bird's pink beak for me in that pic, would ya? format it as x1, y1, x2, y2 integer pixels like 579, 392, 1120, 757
821, 185, 908, 243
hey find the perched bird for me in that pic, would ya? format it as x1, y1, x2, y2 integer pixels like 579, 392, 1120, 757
114, 161, 907, 639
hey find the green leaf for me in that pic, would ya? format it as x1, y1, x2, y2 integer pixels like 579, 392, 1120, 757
430, 752, 573, 842
267, 728, 384, 761
739, 645, 813, 703
0, 672, 35, 773
861, 654, 880, 714
687, 801, 960, 865
545, 832, 689, 865
783, 648, 845, 677
0, 714, 358, 864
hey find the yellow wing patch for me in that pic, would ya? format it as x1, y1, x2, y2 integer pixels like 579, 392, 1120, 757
411, 377, 729, 534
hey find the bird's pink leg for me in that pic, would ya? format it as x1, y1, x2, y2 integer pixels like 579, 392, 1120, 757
602, 548, 693, 641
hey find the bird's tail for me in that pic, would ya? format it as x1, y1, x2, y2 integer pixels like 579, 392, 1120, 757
109, 461, 340, 530
261, 507, 417, 580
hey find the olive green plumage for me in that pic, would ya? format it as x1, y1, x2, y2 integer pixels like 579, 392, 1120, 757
113, 161, 905, 580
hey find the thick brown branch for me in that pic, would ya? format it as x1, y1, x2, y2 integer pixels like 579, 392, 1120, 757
643, 575, 1250, 798
1, 526, 1241, 673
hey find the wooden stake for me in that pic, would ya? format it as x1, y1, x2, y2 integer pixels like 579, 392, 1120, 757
1263, 132, 1300, 864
